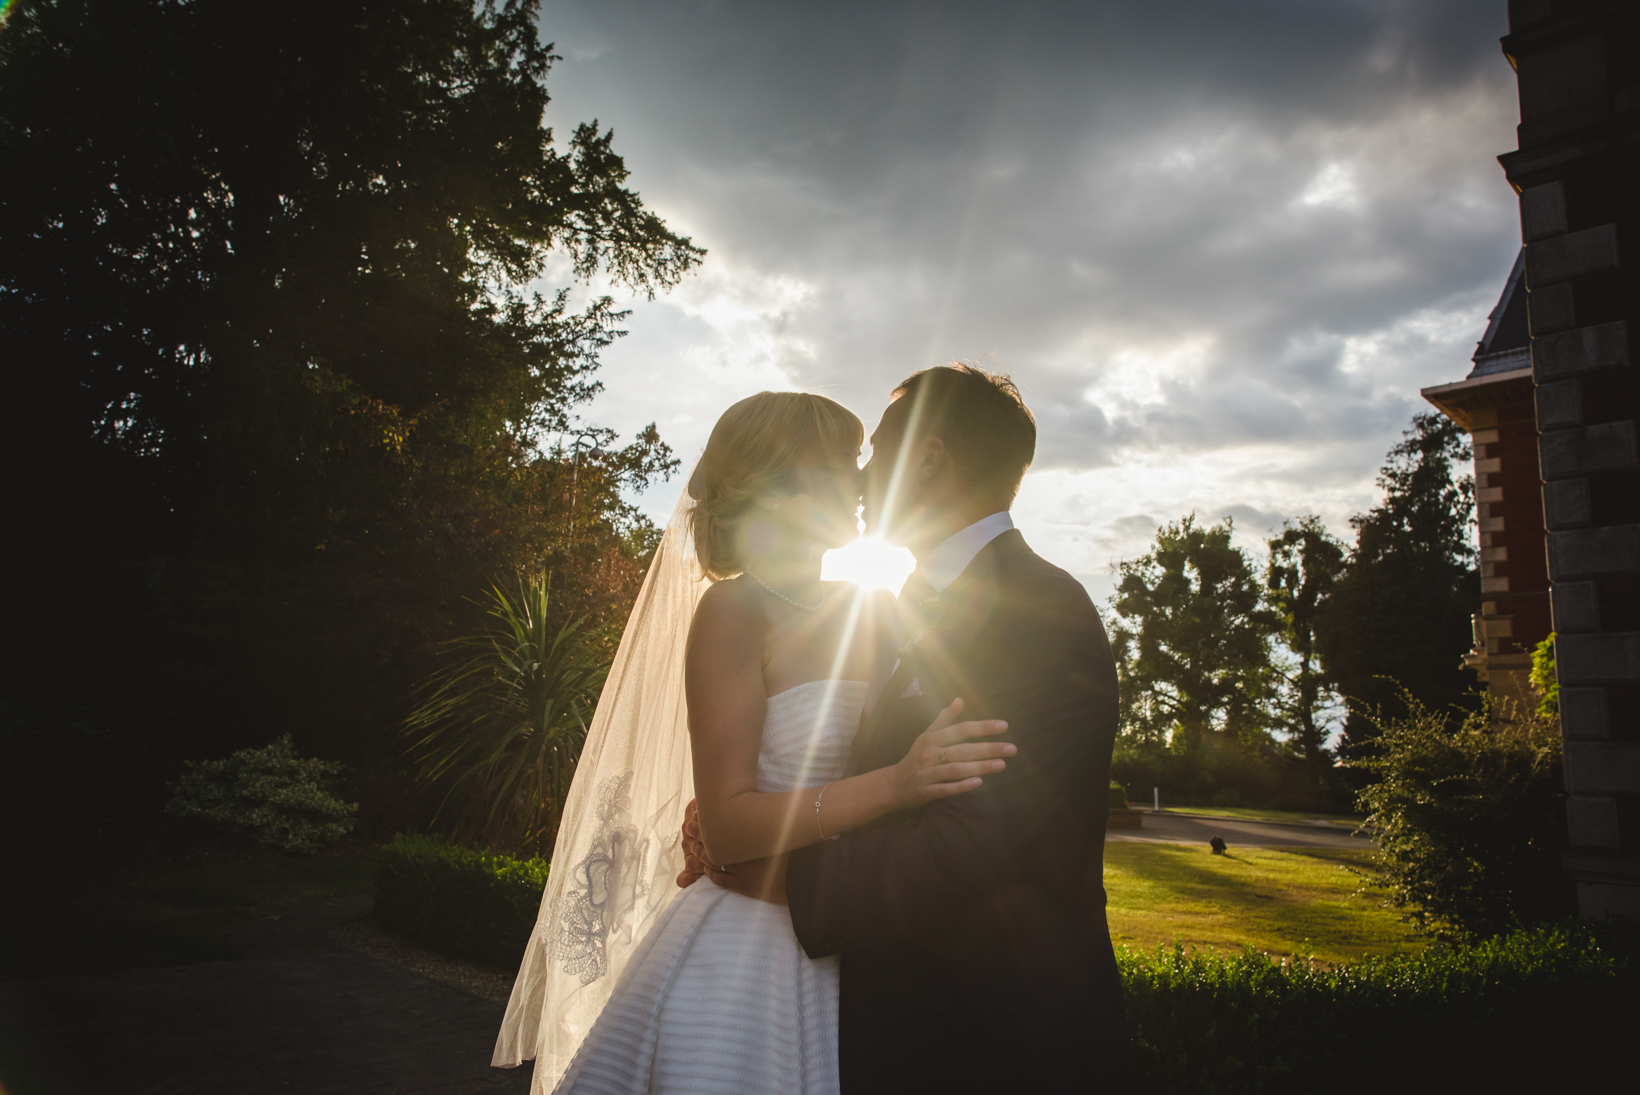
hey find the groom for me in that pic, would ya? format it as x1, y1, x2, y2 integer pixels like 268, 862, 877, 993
691, 365, 1130, 1093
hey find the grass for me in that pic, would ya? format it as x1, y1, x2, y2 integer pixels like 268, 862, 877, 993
11, 839, 1413, 980
1103, 843, 1422, 965
1152, 805, 1364, 829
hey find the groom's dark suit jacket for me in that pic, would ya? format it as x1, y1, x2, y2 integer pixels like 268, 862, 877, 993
786, 530, 1131, 1093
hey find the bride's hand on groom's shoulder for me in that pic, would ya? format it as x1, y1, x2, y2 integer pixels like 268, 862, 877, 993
888, 698, 1014, 809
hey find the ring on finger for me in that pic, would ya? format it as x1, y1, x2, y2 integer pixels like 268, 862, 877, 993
939, 748, 948, 764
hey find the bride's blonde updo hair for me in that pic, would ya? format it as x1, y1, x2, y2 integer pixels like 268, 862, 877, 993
687, 392, 863, 581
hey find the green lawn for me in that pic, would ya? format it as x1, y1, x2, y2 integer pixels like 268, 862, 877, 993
1151, 805, 1365, 829
1104, 843, 1423, 964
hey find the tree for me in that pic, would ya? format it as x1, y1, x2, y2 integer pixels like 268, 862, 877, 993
1110, 515, 1280, 754
1355, 692, 1573, 938
1, 1, 700, 776
1265, 517, 1347, 772
1315, 413, 1480, 749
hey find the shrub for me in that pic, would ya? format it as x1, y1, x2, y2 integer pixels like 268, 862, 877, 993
165, 734, 356, 853
1530, 632, 1558, 718
1109, 781, 1128, 809
374, 832, 548, 968
1113, 731, 1348, 813
405, 576, 609, 856
1121, 923, 1634, 1094
1353, 691, 1572, 937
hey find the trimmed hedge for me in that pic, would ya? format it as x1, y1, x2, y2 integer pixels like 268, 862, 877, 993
374, 834, 1633, 1090
1122, 923, 1634, 1094
374, 833, 548, 968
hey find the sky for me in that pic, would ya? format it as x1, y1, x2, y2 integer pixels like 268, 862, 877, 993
531, 0, 1522, 601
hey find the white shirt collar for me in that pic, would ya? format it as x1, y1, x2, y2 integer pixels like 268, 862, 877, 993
915, 512, 1014, 592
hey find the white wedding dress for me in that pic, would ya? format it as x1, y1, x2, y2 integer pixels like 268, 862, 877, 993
553, 678, 868, 1095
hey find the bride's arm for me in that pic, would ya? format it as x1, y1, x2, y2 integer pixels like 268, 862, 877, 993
687, 581, 1012, 866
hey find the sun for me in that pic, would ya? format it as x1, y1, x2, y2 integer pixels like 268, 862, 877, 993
821, 537, 917, 595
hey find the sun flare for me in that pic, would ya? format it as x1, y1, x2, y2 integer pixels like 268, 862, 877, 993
821, 537, 917, 595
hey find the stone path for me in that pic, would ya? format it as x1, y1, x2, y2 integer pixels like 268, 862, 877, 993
1107, 810, 1374, 850
1, 897, 532, 1095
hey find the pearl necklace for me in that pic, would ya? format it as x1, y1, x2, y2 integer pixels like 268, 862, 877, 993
745, 570, 825, 612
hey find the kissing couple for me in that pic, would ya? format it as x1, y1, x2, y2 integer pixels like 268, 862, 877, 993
495, 365, 1131, 1094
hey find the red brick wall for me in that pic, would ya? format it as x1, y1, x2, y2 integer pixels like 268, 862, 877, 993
1478, 395, 1552, 656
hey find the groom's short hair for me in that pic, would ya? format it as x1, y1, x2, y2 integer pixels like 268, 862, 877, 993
891, 364, 1036, 499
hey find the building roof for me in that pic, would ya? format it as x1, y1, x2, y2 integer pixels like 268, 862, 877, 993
1420, 249, 1533, 431
1469, 248, 1529, 378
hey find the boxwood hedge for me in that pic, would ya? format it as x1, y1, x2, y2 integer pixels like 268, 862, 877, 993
374, 834, 1633, 1091
374, 833, 548, 968
1121, 922, 1634, 1093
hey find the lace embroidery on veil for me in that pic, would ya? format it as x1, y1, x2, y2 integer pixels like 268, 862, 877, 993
551, 772, 649, 986
493, 485, 711, 1090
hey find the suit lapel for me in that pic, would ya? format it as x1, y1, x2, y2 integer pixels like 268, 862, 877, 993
851, 653, 919, 772
849, 529, 1034, 773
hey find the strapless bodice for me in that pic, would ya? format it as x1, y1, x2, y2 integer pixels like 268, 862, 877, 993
756, 680, 868, 793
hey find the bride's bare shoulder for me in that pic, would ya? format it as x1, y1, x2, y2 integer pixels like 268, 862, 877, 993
691, 576, 767, 637
687, 578, 767, 685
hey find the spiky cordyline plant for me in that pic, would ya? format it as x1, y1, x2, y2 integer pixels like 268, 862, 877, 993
406, 576, 609, 856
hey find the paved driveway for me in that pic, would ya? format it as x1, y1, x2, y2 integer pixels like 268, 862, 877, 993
1107, 811, 1374, 850
1, 897, 532, 1095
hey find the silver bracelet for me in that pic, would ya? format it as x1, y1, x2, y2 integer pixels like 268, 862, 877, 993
815, 782, 839, 841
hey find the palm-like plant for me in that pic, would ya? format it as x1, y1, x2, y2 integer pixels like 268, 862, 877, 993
406, 576, 609, 855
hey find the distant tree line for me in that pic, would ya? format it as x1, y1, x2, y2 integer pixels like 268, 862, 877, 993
1, 0, 701, 868
1109, 413, 1480, 811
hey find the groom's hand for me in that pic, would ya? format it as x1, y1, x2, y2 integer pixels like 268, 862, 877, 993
707, 855, 789, 906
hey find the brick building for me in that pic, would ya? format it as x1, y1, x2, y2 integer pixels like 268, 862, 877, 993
1424, 252, 1551, 709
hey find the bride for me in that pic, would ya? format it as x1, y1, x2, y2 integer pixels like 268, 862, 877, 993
494, 392, 1013, 1094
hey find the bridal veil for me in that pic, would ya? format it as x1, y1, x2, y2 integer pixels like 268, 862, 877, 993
493, 486, 712, 1090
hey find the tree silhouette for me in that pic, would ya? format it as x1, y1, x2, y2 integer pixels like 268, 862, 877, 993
1266, 517, 1347, 772
2, 0, 701, 768
1316, 413, 1480, 748
1111, 515, 1279, 755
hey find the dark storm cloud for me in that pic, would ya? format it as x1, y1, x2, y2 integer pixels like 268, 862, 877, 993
534, 0, 1519, 577
539, 0, 1515, 433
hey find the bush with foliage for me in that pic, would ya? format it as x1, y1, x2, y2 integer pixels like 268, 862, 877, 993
375, 832, 548, 968
1530, 632, 1559, 719
1353, 692, 1573, 938
165, 735, 356, 853
406, 575, 609, 856
1120, 923, 1633, 1094
1112, 731, 1341, 813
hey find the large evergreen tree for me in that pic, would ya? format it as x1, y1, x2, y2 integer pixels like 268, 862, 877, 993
1, 0, 701, 770
1316, 413, 1480, 748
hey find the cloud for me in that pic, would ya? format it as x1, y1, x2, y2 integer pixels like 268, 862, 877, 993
533, 0, 1520, 591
